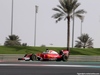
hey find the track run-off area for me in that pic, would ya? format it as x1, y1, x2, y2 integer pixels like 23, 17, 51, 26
0, 61, 100, 75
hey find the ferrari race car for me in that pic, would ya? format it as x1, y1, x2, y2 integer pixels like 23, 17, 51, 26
18, 49, 69, 61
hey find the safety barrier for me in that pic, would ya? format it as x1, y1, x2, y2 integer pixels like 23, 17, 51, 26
0, 54, 100, 62
0, 54, 24, 62
68, 55, 100, 62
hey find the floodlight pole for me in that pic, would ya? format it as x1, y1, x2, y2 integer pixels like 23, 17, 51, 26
81, 20, 82, 36
72, 10, 75, 48
34, 5, 38, 46
11, 0, 14, 35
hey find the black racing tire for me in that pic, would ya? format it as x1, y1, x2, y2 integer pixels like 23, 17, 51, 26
30, 54, 37, 61
62, 54, 69, 61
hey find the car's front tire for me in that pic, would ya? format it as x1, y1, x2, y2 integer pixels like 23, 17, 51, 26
30, 54, 37, 61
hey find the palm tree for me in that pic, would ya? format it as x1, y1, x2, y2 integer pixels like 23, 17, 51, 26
52, 0, 86, 50
75, 34, 93, 48
4, 35, 21, 46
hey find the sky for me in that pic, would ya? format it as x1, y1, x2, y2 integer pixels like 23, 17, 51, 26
0, 0, 100, 48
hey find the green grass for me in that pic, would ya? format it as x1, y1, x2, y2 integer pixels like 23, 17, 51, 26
70, 48, 100, 55
0, 46, 100, 55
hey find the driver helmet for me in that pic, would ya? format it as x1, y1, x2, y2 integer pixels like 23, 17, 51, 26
46, 49, 48, 50
46, 49, 49, 52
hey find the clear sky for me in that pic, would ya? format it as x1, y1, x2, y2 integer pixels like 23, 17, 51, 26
0, 0, 100, 48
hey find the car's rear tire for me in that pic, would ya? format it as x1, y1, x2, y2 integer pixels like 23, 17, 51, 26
62, 54, 69, 61
30, 54, 37, 61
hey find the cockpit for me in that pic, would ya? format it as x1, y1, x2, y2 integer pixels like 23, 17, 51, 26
43, 50, 58, 54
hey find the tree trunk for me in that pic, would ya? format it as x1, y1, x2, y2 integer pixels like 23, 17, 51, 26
67, 16, 70, 51
83, 43, 86, 48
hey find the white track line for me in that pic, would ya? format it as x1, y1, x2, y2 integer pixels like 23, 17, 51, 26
0, 64, 100, 68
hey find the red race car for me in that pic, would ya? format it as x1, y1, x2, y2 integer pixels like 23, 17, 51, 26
18, 49, 69, 61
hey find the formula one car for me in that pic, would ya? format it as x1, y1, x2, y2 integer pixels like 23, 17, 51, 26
18, 49, 69, 61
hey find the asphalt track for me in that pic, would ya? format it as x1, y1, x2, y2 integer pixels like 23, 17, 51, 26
0, 61, 100, 75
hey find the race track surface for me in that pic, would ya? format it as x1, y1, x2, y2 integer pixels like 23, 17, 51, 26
0, 61, 100, 75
